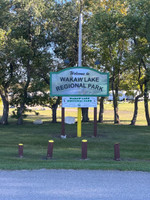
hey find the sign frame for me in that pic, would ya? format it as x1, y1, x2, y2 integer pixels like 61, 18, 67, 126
50, 67, 109, 97
62, 97, 97, 108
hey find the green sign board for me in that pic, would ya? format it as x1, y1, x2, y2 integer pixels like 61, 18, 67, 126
50, 67, 109, 97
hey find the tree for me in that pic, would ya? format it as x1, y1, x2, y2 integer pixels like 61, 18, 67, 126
50, 0, 96, 122
123, 0, 150, 125
9, 0, 54, 124
89, 0, 129, 124
0, 0, 14, 124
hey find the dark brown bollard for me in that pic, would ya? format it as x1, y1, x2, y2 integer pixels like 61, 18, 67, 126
18, 144, 23, 158
82, 140, 87, 159
94, 107, 97, 137
47, 140, 54, 159
114, 143, 120, 161
61, 107, 65, 137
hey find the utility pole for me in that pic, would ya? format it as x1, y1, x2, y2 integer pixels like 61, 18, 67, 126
78, 0, 83, 67
77, 0, 83, 137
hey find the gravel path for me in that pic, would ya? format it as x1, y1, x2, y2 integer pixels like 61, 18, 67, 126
0, 169, 150, 200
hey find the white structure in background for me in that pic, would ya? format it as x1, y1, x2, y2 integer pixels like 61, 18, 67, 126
107, 90, 148, 101
65, 116, 75, 124
33, 119, 43, 125
108, 91, 129, 101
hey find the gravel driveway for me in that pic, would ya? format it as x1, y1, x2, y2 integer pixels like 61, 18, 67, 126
0, 169, 150, 200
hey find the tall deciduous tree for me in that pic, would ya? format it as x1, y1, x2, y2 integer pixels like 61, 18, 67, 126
124, 0, 150, 125
0, 0, 14, 124
89, 0, 129, 124
9, 0, 54, 124
51, 0, 95, 122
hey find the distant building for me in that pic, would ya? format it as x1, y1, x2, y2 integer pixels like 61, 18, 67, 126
107, 90, 147, 101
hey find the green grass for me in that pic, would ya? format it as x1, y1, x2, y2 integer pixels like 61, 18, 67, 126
0, 101, 150, 171
0, 121, 150, 171
0, 101, 148, 125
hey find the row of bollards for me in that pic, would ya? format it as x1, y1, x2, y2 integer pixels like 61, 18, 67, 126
18, 141, 120, 161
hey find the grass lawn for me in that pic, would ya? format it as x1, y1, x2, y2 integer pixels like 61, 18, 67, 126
0, 101, 150, 171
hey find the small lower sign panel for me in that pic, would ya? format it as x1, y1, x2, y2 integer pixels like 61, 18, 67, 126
62, 97, 97, 107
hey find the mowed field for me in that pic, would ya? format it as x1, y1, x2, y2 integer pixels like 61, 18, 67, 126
0, 101, 150, 171
0, 101, 146, 125
0, 99, 147, 125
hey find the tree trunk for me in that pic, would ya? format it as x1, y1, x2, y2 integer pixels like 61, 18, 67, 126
144, 81, 150, 126
111, 65, 120, 124
51, 97, 60, 123
17, 104, 24, 125
98, 97, 104, 123
52, 104, 58, 123
130, 94, 143, 125
82, 108, 89, 122
0, 93, 9, 125
113, 91, 120, 124
114, 106, 120, 124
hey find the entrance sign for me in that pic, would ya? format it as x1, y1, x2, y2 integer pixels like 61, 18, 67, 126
62, 97, 97, 108
50, 67, 109, 97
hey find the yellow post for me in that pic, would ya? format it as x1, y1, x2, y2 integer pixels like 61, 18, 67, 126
77, 108, 82, 137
